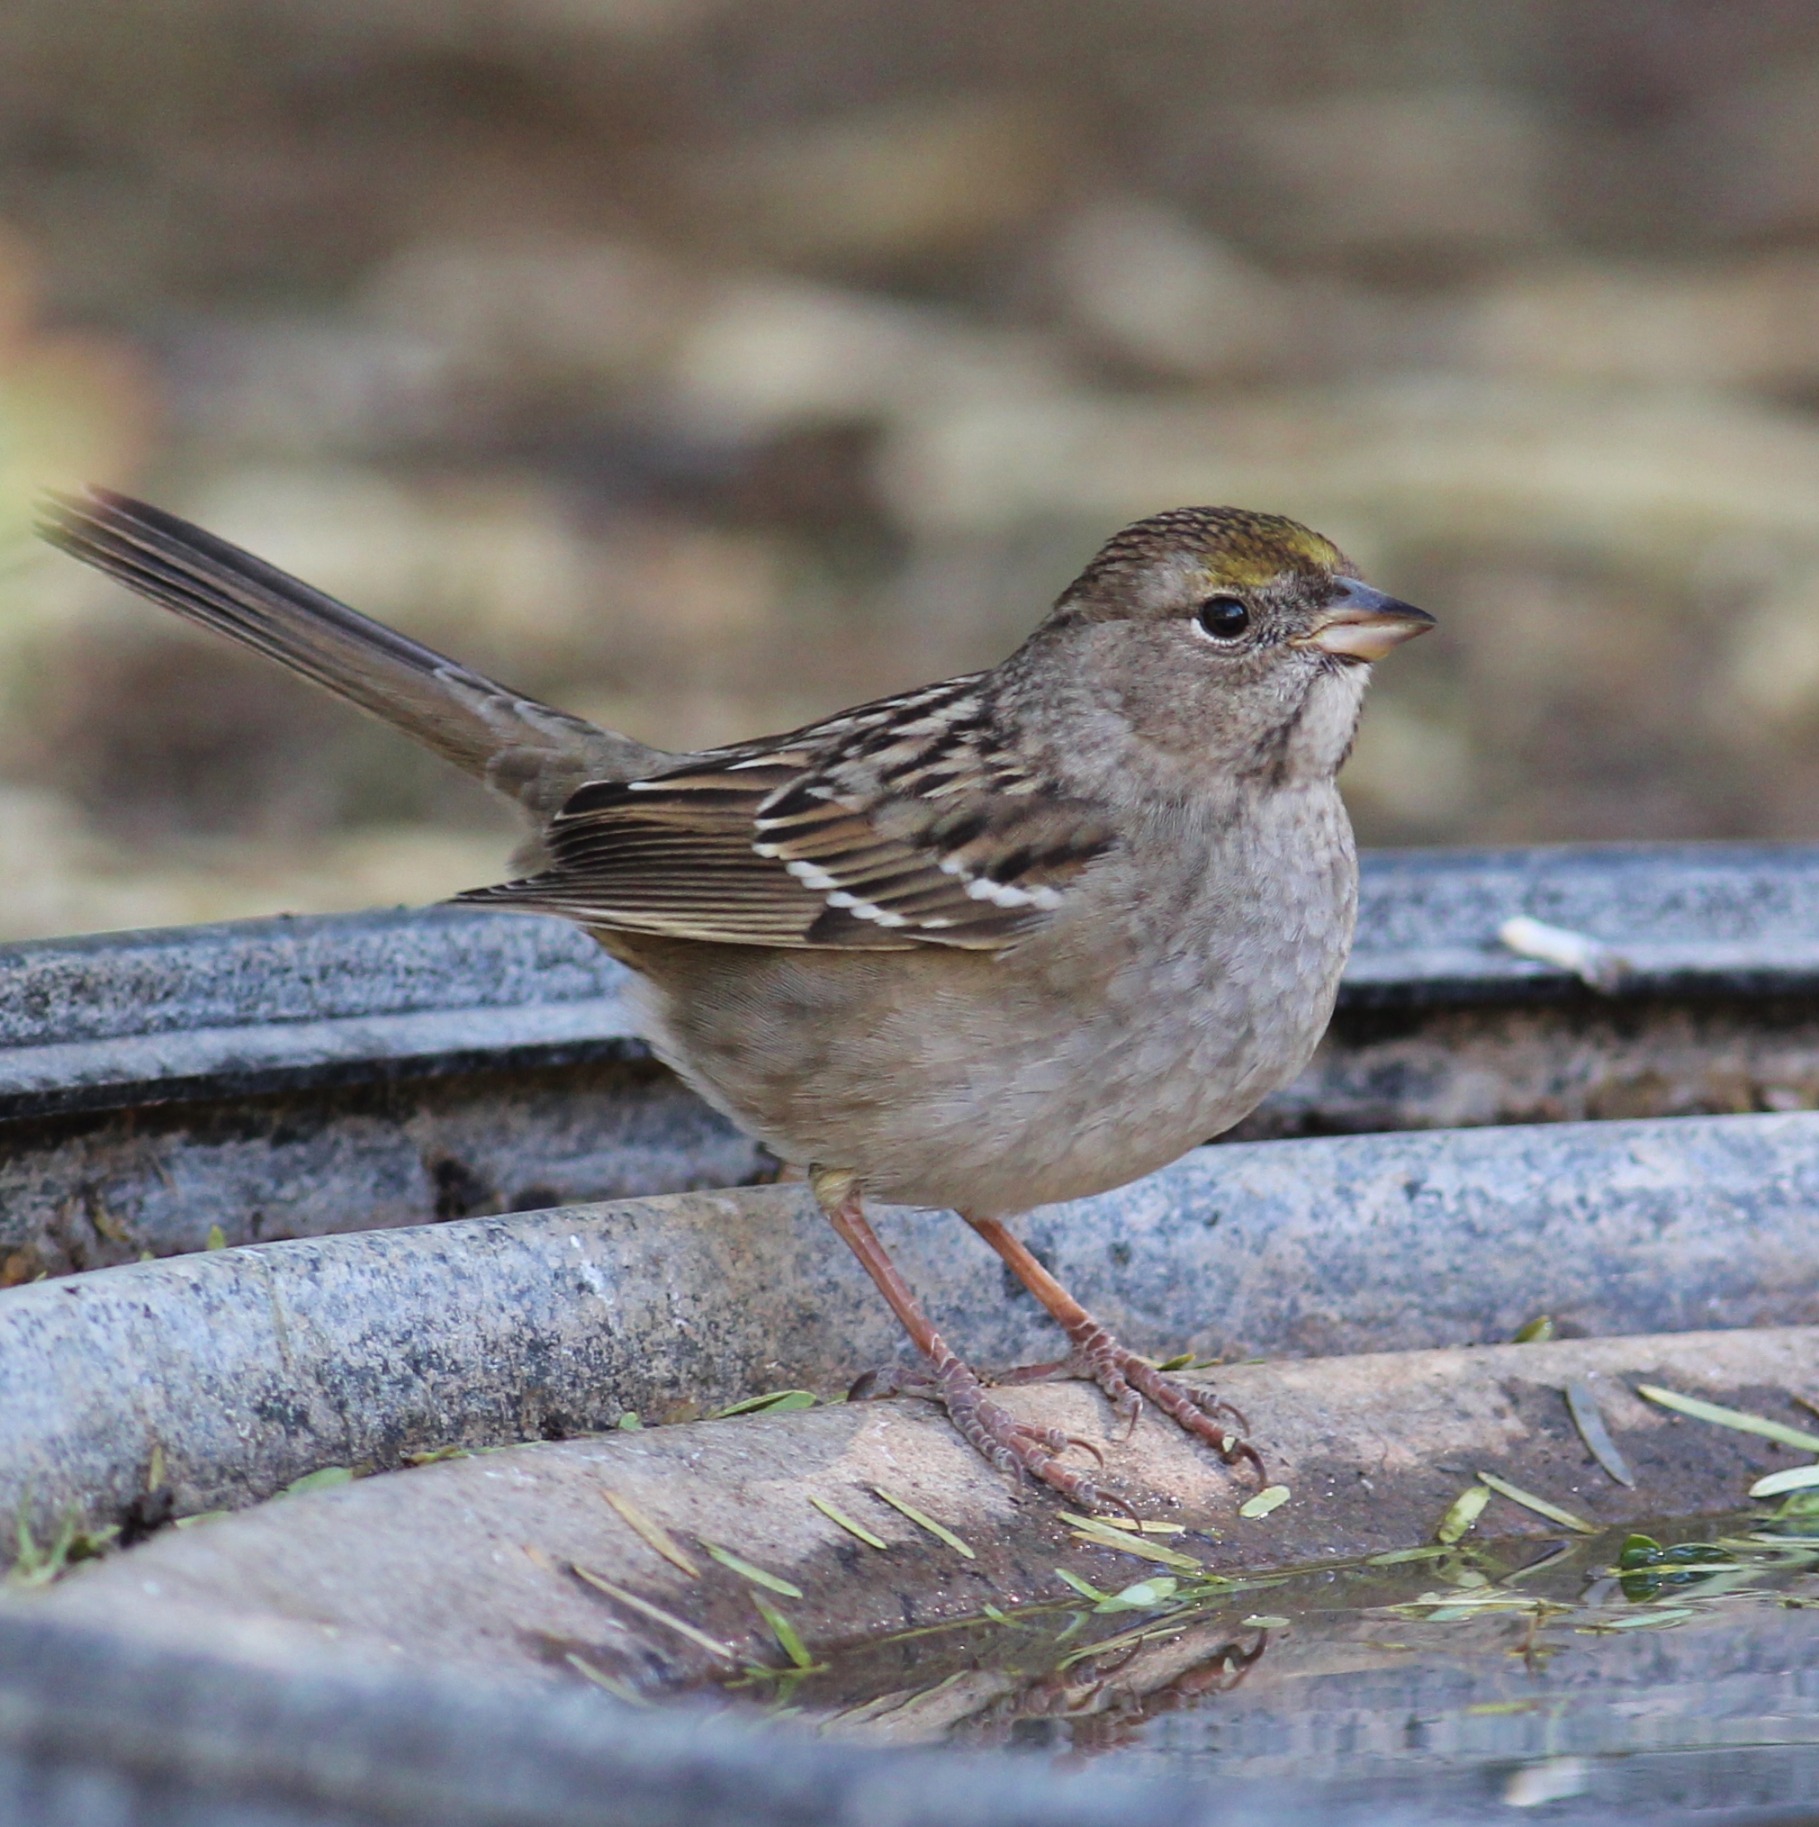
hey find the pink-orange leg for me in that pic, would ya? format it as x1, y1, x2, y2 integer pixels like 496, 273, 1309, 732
809, 1167, 1119, 1512
964, 1214, 1264, 1481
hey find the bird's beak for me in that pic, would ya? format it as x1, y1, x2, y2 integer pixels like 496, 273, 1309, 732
1295, 579, 1435, 662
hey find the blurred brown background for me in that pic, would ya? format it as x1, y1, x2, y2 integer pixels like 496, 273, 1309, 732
2, 0, 1819, 938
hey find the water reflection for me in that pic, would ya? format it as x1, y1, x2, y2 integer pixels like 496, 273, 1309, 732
765, 1509, 1819, 1820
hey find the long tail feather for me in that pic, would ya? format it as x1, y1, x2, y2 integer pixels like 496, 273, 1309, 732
36, 487, 672, 818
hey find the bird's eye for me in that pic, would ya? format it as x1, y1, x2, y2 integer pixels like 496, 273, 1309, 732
1194, 596, 1251, 641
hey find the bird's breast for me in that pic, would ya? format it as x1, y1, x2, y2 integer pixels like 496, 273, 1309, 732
618, 782, 1358, 1214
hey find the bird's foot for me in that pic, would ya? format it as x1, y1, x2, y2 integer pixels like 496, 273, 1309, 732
809, 1175, 1126, 1512
1064, 1322, 1263, 1480
985, 1342, 1262, 1478
958, 1216, 1265, 1487
849, 1355, 1125, 1515
932, 1350, 1129, 1515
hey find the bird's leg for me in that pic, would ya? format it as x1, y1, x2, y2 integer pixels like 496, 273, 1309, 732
809, 1167, 1115, 1510
964, 1214, 1264, 1480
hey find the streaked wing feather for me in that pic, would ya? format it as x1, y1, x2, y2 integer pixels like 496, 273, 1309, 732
457, 676, 1114, 950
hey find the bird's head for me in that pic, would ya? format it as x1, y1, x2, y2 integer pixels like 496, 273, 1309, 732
1022, 505, 1433, 790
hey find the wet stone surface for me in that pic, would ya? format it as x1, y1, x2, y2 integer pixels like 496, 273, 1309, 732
27, 1326, 1819, 1693
781, 1511, 1819, 1824
19, 1335, 1819, 1826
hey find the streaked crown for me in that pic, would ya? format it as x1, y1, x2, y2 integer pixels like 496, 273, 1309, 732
1063, 506, 1349, 603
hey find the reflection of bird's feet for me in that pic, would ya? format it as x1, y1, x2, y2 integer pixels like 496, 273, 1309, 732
849, 1355, 1121, 1513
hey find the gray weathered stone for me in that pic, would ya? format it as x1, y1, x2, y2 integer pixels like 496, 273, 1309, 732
30, 1325, 1818, 1695
3, 1111, 1817, 1548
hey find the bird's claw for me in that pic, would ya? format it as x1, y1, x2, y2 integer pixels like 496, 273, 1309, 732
1062, 1326, 1265, 1483
932, 1355, 1132, 1515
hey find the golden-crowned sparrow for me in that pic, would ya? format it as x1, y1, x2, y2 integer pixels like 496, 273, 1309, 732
39, 490, 1431, 1510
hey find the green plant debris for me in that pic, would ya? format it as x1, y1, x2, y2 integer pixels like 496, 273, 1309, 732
871, 1613, 1008, 1649
1436, 1482, 1492, 1545
571, 1563, 736, 1661
1578, 1607, 1696, 1632
1477, 1471, 1596, 1534
1153, 1352, 1220, 1372
602, 1490, 701, 1578
749, 1591, 819, 1669
872, 1488, 976, 1559
565, 1652, 648, 1705
703, 1543, 803, 1597
278, 1465, 356, 1498
1238, 1484, 1291, 1519
146, 1444, 165, 1491
173, 1509, 227, 1530
1057, 1509, 1186, 1536
1512, 1315, 1556, 1343
1619, 1534, 1670, 1568
8, 1512, 118, 1588
402, 1446, 471, 1467
708, 1390, 818, 1419
1062, 1512, 1201, 1570
749, 1512, 1819, 1729
1422, 1601, 1539, 1623
1635, 1384, 1819, 1454
1054, 1567, 1108, 1603
1093, 1576, 1179, 1614
807, 1493, 889, 1550
617, 1412, 644, 1431
1500, 1543, 1578, 1584
1615, 1533, 1739, 1601
1393, 1589, 1563, 1623
1752, 1465, 1819, 1499
204, 1224, 228, 1251
1565, 1379, 1637, 1487
1763, 1491, 1819, 1531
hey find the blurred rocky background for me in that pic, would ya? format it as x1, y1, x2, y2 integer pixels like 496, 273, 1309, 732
2, 0, 1819, 936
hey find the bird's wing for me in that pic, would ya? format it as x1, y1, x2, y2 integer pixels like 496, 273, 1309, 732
456, 675, 1116, 950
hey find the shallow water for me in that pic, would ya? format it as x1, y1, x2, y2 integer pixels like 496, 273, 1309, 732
727, 1508, 1819, 1824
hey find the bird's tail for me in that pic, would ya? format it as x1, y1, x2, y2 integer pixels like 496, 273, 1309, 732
35, 488, 672, 820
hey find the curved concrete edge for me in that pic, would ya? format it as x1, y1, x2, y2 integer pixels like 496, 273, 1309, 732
29, 1326, 1819, 1699
3, 1111, 1818, 1548
0, 906, 622, 1051
0, 995, 647, 1120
